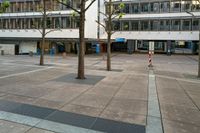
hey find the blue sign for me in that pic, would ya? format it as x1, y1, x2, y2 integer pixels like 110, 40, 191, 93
115, 38, 126, 42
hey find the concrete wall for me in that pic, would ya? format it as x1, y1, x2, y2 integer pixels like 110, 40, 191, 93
0, 44, 15, 55
0, 29, 79, 39
106, 31, 199, 41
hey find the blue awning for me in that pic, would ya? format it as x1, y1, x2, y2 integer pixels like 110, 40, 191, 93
115, 38, 126, 43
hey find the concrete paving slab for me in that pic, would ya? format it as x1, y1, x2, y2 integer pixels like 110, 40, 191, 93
25, 127, 56, 133
160, 104, 200, 126
163, 119, 200, 133
60, 104, 102, 117
72, 93, 112, 109
100, 109, 146, 126
0, 120, 31, 133
32, 98, 65, 109
1, 94, 36, 105
41, 87, 87, 102
106, 97, 147, 115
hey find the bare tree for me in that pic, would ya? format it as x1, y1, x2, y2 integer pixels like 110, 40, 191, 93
57, 0, 96, 79
35, 0, 61, 65
96, 0, 124, 71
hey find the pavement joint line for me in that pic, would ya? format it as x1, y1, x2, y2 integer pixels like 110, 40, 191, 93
177, 80, 200, 112
146, 69, 163, 133
0, 110, 104, 133
156, 74, 200, 83
0, 67, 54, 79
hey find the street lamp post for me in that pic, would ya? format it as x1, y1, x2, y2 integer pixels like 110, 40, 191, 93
186, 11, 200, 78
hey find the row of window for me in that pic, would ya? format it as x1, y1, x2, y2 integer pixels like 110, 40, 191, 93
112, 19, 199, 31
1, 0, 80, 13
0, 17, 80, 29
107, 0, 200, 14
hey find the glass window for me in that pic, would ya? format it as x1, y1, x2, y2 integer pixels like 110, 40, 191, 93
141, 3, 149, 13
131, 21, 139, 31
122, 4, 130, 13
192, 0, 200, 11
55, 17, 60, 28
160, 1, 170, 12
171, 0, 181, 12
30, 19, 34, 28
192, 19, 199, 31
122, 21, 129, 31
131, 3, 140, 14
150, 20, 159, 31
141, 20, 149, 31
160, 20, 170, 31
46, 18, 51, 28
171, 20, 181, 30
150, 2, 160, 13
112, 21, 120, 31
181, 0, 191, 11
182, 19, 191, 30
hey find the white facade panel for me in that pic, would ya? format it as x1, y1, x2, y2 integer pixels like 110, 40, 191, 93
121, 12, 200, 20
85, 0, 98, 39
0, 29, 79, 39
103, 31, 199, 41
0, 44, 15, 55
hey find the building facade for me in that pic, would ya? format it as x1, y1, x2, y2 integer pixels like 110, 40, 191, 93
0, 0, 98, 55
0, 0, 199, 55
101, 0, 200, 54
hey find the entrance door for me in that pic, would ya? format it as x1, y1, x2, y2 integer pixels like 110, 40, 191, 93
15, 45, 19, 55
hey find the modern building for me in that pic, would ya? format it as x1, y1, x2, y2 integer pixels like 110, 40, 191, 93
0, 0, 98, 55
101, 0, 200, 54
0, 0, 200, 55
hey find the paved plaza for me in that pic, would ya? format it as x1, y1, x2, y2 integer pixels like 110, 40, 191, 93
0, 54, 199, 133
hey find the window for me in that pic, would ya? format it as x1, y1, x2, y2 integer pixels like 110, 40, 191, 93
55, 17, 60, 28
150, 20, 159, 31
192, 19, 199, 31
112, 21, 120, 31
181, 0, 191, 11
141, 3, 149, 13
182, 20, 191, 30
150, 2, 160, 13
171, 0, 181, 12
122, 4, 130, 13
160, 1, 170, 12
46, 18, 52, 28
131, 3, 140, 13
160, 20, 170, 31
192, 0, 200, 11
131, 21, 139, 31
122, 21, 129, 31
171, 20, 180, 30
141, 20, 149, 31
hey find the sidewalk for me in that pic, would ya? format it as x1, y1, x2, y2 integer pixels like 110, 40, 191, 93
0, 54, 199, 133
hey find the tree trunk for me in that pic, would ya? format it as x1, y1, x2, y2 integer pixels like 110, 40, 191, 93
40, 0, 46, 66
77, 0, 85, 79
198, 27, 200, 78
107, 33, 111, 71
106, 0, 112, 71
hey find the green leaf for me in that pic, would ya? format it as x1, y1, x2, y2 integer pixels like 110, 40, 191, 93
118, 3, 125, 9
2, 0, 10, 8
118, 13, 125, 19
71, 11, 78, 17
